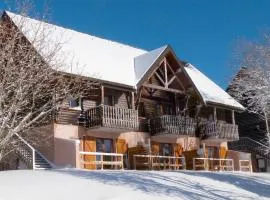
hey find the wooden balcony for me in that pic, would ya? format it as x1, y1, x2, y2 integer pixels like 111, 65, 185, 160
202, 122, 239, 141
149, 115, 196, 136
84, 105, 139, 130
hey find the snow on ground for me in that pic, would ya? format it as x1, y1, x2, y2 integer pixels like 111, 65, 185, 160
0, 169, 269, 200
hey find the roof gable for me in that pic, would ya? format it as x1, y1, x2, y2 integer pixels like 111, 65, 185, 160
134, 45, 168, 84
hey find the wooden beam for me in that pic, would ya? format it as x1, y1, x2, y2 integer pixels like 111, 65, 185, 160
143, 83, 184, 94
168, 76, 176, 86
166, 61, 175, 74
144, 86, 157, 96
176, 68, 182, 74
131, 92, 135, 109
174, 93, 178, 115
155, 72, 165, 86
213, 107, 217, 121
166, 61, 185, 90
101, 85, 104, 105
232, 110, 235, 125
135, 87, 143, 109
164, 58, 168, 88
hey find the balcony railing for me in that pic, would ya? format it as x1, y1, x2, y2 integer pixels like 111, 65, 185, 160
149, 115, 196, 136
202, 122, 239, 140
149, 115, 239, 140
85, 105, 139, 130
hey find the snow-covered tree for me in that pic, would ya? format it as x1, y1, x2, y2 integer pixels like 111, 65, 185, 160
229, 34, 270, 153
0, 3, 96, 161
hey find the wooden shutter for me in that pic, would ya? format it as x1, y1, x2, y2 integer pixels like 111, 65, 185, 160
204, 147, 208, 158
174, 143, 183, 157
116, 139, 127, 154
219, 146, 227, 159
174, 143, 183, 168
83, 137, 96, 170
151, 141, 160, 155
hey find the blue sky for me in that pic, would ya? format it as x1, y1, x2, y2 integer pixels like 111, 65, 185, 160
1, 0, 269, 88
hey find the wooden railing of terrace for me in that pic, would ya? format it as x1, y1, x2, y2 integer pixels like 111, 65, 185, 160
193, 158, 234, 171
79, 151, 124, 170
202, 122, 239, 140
149, 115, 196, 136
133, 155, 186, 170
85, 105, 139, 130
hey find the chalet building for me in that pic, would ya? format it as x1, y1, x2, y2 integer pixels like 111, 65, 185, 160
227, 68, 270, 172
0, 11, 252, 171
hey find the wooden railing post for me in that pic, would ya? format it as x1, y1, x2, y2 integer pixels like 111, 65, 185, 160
101, 154, 104, 170
134, 156, 136, 170
121, 155, 124, 170
32, 150, 36, 170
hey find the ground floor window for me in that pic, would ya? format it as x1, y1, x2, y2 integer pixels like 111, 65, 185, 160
96, 138, 113, 153
206, 146, 219, 158
96, 138, 113, 169
159, 143, 172, 156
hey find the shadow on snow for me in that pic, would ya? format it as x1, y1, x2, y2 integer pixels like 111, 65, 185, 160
53, 169, 270, 199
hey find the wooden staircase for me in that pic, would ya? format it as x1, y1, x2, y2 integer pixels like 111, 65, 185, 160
14, 133, 53, 170
228, 137, 270, 160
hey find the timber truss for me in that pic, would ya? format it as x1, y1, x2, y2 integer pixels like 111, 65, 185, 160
136, 56, 187, 107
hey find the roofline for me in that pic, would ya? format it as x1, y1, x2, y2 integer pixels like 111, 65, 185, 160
61, 71, 136, 91
180, 63, 206, 105
4, 10, 147, 53
135, 45, 169, 88
182, 63, 245, 111
2, 11, 136, 92
206, 101, 245, 112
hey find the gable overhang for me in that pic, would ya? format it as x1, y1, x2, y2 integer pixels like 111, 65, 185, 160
136, 45, 173, 88
207, 101, 245, 112
176, 62, 206, 106
181, 63, 245, 112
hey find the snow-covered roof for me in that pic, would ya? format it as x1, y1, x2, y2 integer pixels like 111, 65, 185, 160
5, 11, 147, 87
134, 45, 168, 83
184, 63, 245, 110
4, 11, 244, 110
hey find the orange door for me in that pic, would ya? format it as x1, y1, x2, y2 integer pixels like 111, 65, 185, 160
174, 143, 183, 169
116, 139, 127, 154
151, 141, 160, 155
83, 136, 96, 170
116, 139, 127, 168
174, 143, 183, 157
219, 146, 227, 159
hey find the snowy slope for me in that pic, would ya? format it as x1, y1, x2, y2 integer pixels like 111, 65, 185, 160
0, 170, 269, 200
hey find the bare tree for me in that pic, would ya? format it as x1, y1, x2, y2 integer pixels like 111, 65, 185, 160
229, 33, 270, 153
0, 2, 97, 161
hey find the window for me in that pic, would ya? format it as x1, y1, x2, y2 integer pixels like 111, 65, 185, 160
96, 138, 113, 153
160, 143, 172, 156
96, 138, 113, 169
69, 97, 80, 108
156, 103, 173, 116
104, 95, 115, 106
